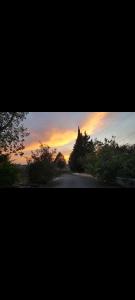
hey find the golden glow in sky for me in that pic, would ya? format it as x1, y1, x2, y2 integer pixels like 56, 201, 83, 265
14, 112, 135, 164
25, 112, 108, 150
82, 112, 108, 133
15, 112, 109, 164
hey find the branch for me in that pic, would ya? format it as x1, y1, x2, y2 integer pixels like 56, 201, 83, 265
0, 112, 16, 133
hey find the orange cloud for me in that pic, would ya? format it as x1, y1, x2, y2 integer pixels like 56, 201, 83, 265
15, 112, 109, 164
24, 129, 77, 152
24, 112, 108, 152
81, 112, 108, 134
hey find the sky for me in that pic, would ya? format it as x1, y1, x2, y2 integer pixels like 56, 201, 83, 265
16, 112, 135, 164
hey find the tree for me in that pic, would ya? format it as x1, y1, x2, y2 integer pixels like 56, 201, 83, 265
54, 152, 66, 169
0, 112, 29, 155
85, 137, 135, 182
69, 127, 94, 172
69, 127, 83, 172
27, 144, 56, 184
0, 154, 18, 187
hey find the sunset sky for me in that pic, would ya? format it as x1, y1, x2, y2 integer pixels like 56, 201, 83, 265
16, 112, 135, 164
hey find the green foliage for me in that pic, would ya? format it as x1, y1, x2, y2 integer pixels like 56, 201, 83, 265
85, 137, 135, 182
27, 144, 57, 184
117, 153, 135, 178
0, 154, 18, 187
85, 153, 97, 176
69, 129, 135, 183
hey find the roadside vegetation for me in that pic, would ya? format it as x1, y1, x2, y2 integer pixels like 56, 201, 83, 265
69, 128, 135, 183
0, 111, 135, 187
0, 154, 19, 187
27, 145, 67, 186
0, 112, 29, 187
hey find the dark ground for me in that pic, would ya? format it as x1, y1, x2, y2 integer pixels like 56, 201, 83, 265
48, 173, 118, 188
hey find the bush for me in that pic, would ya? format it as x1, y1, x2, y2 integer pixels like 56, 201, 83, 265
84, 137, 135, 183
54, 152, 66, 169
85, 153, 97, 176
0, 154, 18, 187
27, 144, 56, 185
28, 160, 55, 184
117, 153, 135, 179
95, 155, 121, 182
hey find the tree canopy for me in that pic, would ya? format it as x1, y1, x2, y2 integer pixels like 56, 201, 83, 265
27, 144, 57, 184
54, 152, 66, 169
69, 127, 94, 172
0, 112, 29, 155
69, 128, 135, 182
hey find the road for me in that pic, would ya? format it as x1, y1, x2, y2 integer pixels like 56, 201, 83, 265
49, 173, 116, 188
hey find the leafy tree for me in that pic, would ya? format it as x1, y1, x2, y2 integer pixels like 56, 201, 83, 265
54, 152, 66, 169
0, 112, 29, 155
85, 137, 135, 182
69, 130, 135, 182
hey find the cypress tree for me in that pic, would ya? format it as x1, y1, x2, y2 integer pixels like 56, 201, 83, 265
69, 127, 92, 172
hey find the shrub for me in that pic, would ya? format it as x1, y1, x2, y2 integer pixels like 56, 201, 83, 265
0, 154, 18, 187
117, 153, 135, 178
27, 144, 56, 185
84, 137, 135, 183
84, 153, 97, 176
95, 155, 121, 182
28, 160, 55, 184
54, 152, 66, 169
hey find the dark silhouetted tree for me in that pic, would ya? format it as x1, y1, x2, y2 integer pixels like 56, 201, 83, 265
0, 153, 18, 187
0, 112, 29, 155
54, 152, 66, 169
27, 144, 57, 184
69, 127, 94, 172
